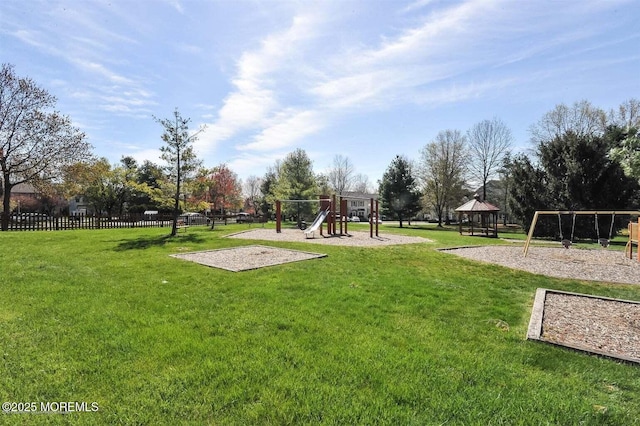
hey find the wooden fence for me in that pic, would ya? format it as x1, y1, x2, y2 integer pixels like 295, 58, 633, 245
2, 213, 265, 231
5, 213, 187, 231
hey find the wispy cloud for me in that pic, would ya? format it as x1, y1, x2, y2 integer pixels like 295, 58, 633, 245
200, 1, 523, 159
196, 11, 325, 154
399, 0, 439, 14
3, 3, 157, 120
226, 152, 289, 180
237, 109, 324, 151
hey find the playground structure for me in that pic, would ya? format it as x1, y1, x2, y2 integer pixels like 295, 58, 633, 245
275, 195, 380, 238
523, 210, 640, 257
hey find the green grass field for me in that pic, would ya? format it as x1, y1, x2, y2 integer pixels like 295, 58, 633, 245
1, 224, 639, 425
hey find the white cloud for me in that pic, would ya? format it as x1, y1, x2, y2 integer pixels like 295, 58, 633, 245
197, 10, 325, 154
127, 148, 164, 166
72, 59, 135, 85
237, 110, 325, 152
399, 0, 439, 14
226, 152, 288, 179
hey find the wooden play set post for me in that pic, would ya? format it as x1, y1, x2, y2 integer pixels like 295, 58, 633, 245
370, 198, 374, 238
276, 200, 282, 233
626, 218, 640, 260
341, 198, 348, 235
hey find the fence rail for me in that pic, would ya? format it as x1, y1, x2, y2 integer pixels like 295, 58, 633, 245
4, 213, 193, 231
2, 213, 267, 231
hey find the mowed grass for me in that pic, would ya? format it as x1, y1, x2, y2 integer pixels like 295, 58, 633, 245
1, 225, 640, 425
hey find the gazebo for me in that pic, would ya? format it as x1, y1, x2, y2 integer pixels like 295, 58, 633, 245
455, 194, 500, 237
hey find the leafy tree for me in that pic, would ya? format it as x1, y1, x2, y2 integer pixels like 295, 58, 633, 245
260, 166, 278, 218
315, 173, 331, 196
273, 148, 318, 227
466, 118, 512, 201
120, 160, 172, 213
65, 158, 138, 218
608, 126, 640, 181
206, 163, 242, 221
138, 160, 165, 190
84, 160, 122, 218
0, 63, 91, 230
379, 155, 421, 228
155, 108, 203, 236
419, 130, 467, 226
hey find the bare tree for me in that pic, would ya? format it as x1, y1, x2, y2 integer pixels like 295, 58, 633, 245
352, 173, 373, 193
529, 100, 607, 145
467, 117, 513, 201
243, 175, 263, 215
419, 130, 467, 227
0, 63, 91, 230
155, 108, 204, 236
327, 154, 355, 195
610, 98, 640, 130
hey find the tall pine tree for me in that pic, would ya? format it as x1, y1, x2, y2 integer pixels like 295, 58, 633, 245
379, 155, 422, 228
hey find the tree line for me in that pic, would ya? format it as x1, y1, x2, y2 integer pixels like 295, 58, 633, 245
2, 62, 639, 236
377, 99, 640, 235
0, 63, 375, 233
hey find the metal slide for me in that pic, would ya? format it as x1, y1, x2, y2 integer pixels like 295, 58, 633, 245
304, 207, 331, 238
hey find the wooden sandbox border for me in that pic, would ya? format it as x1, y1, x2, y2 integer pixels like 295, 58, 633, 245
527, 288, 640, 364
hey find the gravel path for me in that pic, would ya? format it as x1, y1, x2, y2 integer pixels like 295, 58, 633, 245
441, 245, 640, 285
226, 228, 432, 247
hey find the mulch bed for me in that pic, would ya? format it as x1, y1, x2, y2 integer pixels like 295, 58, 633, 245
528, 288, 640, 364
170, 245, 326, 272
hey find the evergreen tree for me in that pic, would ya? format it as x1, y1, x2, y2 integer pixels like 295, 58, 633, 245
379, 155, 422, 228
273, 148, 317, 227
508, 130, 639, 236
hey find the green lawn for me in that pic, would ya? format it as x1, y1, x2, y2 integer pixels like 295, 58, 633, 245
1, 224, 639, 425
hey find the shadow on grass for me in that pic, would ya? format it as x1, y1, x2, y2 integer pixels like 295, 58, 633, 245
114, 233, 207, 251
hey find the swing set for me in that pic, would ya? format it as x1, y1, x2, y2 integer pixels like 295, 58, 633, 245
522, 210, 640, 257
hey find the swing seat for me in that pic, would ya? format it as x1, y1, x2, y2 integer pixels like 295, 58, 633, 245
561, 239, 572, 249
598, 238, 610, 248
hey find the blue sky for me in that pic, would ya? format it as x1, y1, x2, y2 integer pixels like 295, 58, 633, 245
2, 0, 639, 186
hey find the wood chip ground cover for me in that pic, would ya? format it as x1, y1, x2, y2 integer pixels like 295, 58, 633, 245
528, 289, 640, 364
170, 245, 327, 272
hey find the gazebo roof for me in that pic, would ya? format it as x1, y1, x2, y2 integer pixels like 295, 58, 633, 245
455, 195, 500, 213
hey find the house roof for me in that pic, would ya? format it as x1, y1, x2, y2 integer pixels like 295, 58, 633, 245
11, 182, 38, 194
341, 191, 378, 199
455, 194, 500, 212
